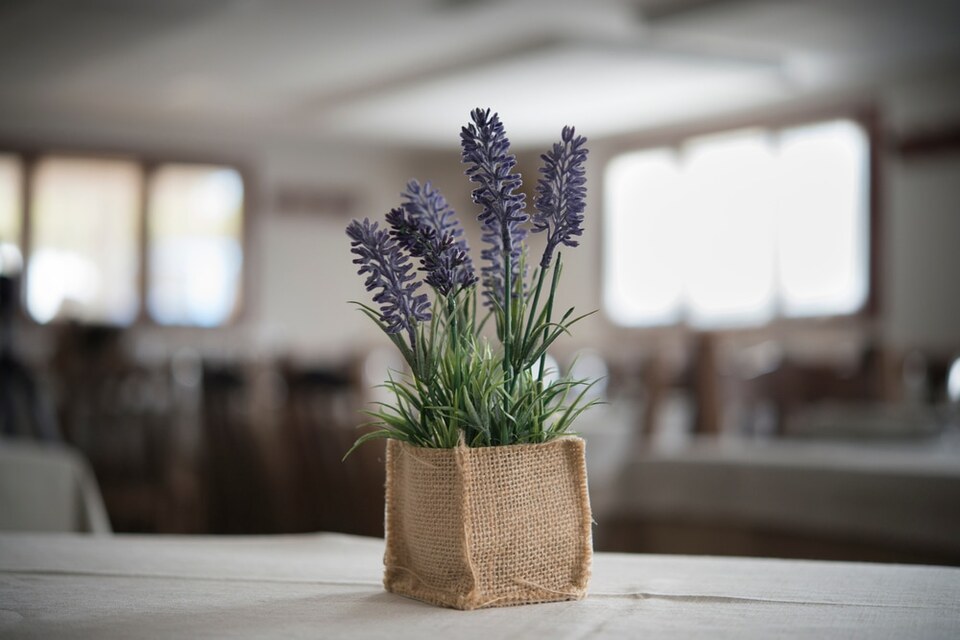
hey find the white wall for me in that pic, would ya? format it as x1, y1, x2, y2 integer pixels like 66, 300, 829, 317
0, 112, 413, 363
884, 153, 960, 351
7, 65, 960, 364
252, 145, 411, 361
521, 67, 960, 360
244, 71, 960, 362
881, 70, 960, 352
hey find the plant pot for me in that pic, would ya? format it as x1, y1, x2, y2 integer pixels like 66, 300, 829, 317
383, 436, 593, 610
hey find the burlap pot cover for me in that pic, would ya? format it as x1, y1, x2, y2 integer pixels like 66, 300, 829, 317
383, 436, 593, 610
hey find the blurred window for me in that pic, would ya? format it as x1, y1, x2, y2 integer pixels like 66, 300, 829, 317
2, 149, 245, 327
0, 155, 23, 274
27, 157, 141, 325
0, 154, 22, 246
604, 119, 869, 329
147, 164, 244, 327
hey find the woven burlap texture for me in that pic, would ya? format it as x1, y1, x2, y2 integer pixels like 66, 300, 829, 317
383, 436, 592, 610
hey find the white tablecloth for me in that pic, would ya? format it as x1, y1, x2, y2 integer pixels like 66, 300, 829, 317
1, 533, 958, 638
612, 439, 960, 555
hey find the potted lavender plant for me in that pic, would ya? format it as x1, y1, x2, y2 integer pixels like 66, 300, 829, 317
345, 108, 596, 610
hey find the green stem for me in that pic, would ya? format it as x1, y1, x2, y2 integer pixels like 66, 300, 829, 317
537, 253, 563, 384
503, 247, 513, 385
523, 266, 548, 363
502, 256, 515, 447
532, 255, 562, 441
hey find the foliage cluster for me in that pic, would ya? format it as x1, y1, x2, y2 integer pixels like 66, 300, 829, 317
345, 109, 597, 453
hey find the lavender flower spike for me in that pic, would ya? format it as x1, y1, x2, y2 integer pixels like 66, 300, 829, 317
460, 108, 527, 306
532, 126, 588, 269
346, 218, 430, 343
397, 180, 477, 294
385, 205, 476, 296
402, 181, 465, 240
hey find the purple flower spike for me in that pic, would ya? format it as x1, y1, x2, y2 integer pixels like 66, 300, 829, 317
385, 205, 476, 297
346, 218, 431, 341
402, 181, 462, 240
398, 181, 477, 293
460, 108, 528, 306
533, 126, 588, 269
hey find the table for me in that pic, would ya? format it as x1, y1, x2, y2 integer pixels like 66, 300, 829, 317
606, 438, 960, 561
1, 533, 958, 638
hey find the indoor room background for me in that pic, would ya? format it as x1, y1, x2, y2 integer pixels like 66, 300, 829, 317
1, 0, 959, 564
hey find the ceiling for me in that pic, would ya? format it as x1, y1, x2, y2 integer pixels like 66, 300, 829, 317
0, 0, 958, 148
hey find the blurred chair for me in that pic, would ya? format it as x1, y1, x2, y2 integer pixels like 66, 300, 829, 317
202, 363, 277, 534
48, 324, 196, 533
280, 359, 384, 537
1, 272, 60, 442
0, 438, 111, 533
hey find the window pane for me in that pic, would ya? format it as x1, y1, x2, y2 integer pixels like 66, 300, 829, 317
604, 118, 870, 329
0, 155, 24, 275
147, 165, 243, 327
27, 157, 141, 325
0, 154, 22, 246
776, 120, 869, 316
604, 149, 685, 326
682, 130, 777, 328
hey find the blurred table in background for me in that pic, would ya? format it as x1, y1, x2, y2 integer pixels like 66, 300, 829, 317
598, 437, 960, 564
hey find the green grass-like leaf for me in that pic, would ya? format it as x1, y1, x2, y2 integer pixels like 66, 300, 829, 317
346, 249, 600, 455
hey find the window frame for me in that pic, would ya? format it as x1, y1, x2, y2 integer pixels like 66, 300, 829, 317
0, 141, 252, 329
599, 104, 882, 333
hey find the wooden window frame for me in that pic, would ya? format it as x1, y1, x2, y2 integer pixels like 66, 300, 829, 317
598, 103, 883, 334
0, 141, 253, 329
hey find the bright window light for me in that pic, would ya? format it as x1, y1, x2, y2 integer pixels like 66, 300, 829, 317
147, 164, 243, 327
604, 149, 685, 326
27, 157, 141, 325
776, 120, 869, 316
0, 154, 22, 248
604, 119, 870, 328
683, 129, 777, 328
